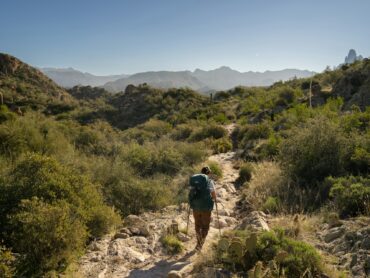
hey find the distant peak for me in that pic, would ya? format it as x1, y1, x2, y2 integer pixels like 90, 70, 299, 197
345, 49, 363, 64
216, 66, 233, 71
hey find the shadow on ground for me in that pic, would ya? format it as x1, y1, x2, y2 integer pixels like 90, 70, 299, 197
128, 250, 197, 277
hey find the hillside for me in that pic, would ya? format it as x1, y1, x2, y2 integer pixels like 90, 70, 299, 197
0, 53, 73, 113
41, 67, 128, 87
0, 54, 369, 277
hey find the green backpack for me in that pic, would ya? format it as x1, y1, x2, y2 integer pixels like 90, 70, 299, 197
188, 174, 214, 211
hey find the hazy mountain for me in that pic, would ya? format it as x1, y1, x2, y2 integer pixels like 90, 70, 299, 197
344, 49, 363, 64
192, 67, 315, 91
41, 67, 128, 88
104, 71, 208, 93
103, 67, 314, 93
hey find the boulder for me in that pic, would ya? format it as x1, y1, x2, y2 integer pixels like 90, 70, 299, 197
213, 218, 228, 229
168, 270, 182, 278
324, 227, 345, 243
237, 211, 269, 231
114, 233, 130, 239
125, 215, 151, 237
177, 232, 191, 242
120, 246, 146, 263
134, 236, 149, 245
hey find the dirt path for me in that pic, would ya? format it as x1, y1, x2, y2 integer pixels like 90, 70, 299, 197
78, 127, 241, 278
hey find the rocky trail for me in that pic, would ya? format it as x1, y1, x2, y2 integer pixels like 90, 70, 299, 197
77, 124, 370, 278
77, 124, 271, 277
78, 148, 249, 278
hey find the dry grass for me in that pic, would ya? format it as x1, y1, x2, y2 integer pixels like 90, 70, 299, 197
243, 161, 284, 211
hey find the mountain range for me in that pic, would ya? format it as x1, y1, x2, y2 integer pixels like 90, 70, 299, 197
42, 66, 315, 92
40, 67, 128, 88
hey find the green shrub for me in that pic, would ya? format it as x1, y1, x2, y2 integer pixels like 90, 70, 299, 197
0, 244, 14, 278
239, 123, 271, 144
171, 124, 194, 140
208, 161, 223, 180
238, 163, 253, 185
161, 235, 183, 254
328, 176, 370, 217
177, 142, 207, 165
74, 127, 109, 155
9, 198, 87, 276
349, 146, 370, 174
211, 137, 232, 154
189, 125, 227, 141
262, 197, 280, 213
0, 153, 119, 238
216, 229, 323, 277
0, 105, 15, 124
255, 134, 281, 160
106, 175, 173, 215
87, 206, 121, 238
280, 117, 349, 185
275, 87, 300, 106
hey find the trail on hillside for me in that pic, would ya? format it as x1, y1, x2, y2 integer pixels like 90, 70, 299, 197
78, 125, 242, 278
79, 152, 239, 278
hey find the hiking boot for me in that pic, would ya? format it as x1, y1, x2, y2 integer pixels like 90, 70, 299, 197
194, 244, 202, 252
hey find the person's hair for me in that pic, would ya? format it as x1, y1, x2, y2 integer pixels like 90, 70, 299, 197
201, 166, 211, 175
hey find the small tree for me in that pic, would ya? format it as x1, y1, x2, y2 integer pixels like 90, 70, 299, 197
9, 198, 87, 275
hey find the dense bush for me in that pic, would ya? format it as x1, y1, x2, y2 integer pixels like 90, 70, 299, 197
122, 140, 205, 177
9, 198, 87, 276
0, 244, 14, 278
105, 174, 174, 215
280, 117, 349, 185
210, 137, 233, 154
0, 105, 15, 124
237, 163, 253, 185
170, 124, 194, 140
189, 125, 227, 141
239, 123, 271, 143
328, 176, 370, 217
208, 161, 223, 180
0, 153, 120, 239
254, 134, 281, 160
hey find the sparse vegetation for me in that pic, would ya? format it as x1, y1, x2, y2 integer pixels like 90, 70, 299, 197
160, 235, 184, 254
215, 229, 324, 277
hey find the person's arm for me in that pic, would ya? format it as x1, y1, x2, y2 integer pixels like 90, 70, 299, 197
211, 191, 217, 202
209, 179, 217, 202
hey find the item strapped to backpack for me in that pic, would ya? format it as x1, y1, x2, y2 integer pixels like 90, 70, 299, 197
188, 174, 214, 211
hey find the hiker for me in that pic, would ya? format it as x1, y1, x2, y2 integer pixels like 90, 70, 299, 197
189, 166, 217, 250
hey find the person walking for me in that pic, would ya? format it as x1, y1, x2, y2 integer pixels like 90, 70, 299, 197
188, 166, 217, 251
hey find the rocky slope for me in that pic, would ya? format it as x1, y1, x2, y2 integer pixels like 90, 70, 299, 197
0, 53, 73, 111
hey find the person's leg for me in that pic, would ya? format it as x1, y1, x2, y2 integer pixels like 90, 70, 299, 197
193, 211, 202, 248
199, 211, 211, 246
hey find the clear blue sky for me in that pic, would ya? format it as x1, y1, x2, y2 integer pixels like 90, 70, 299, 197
1, 0, 370, 75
